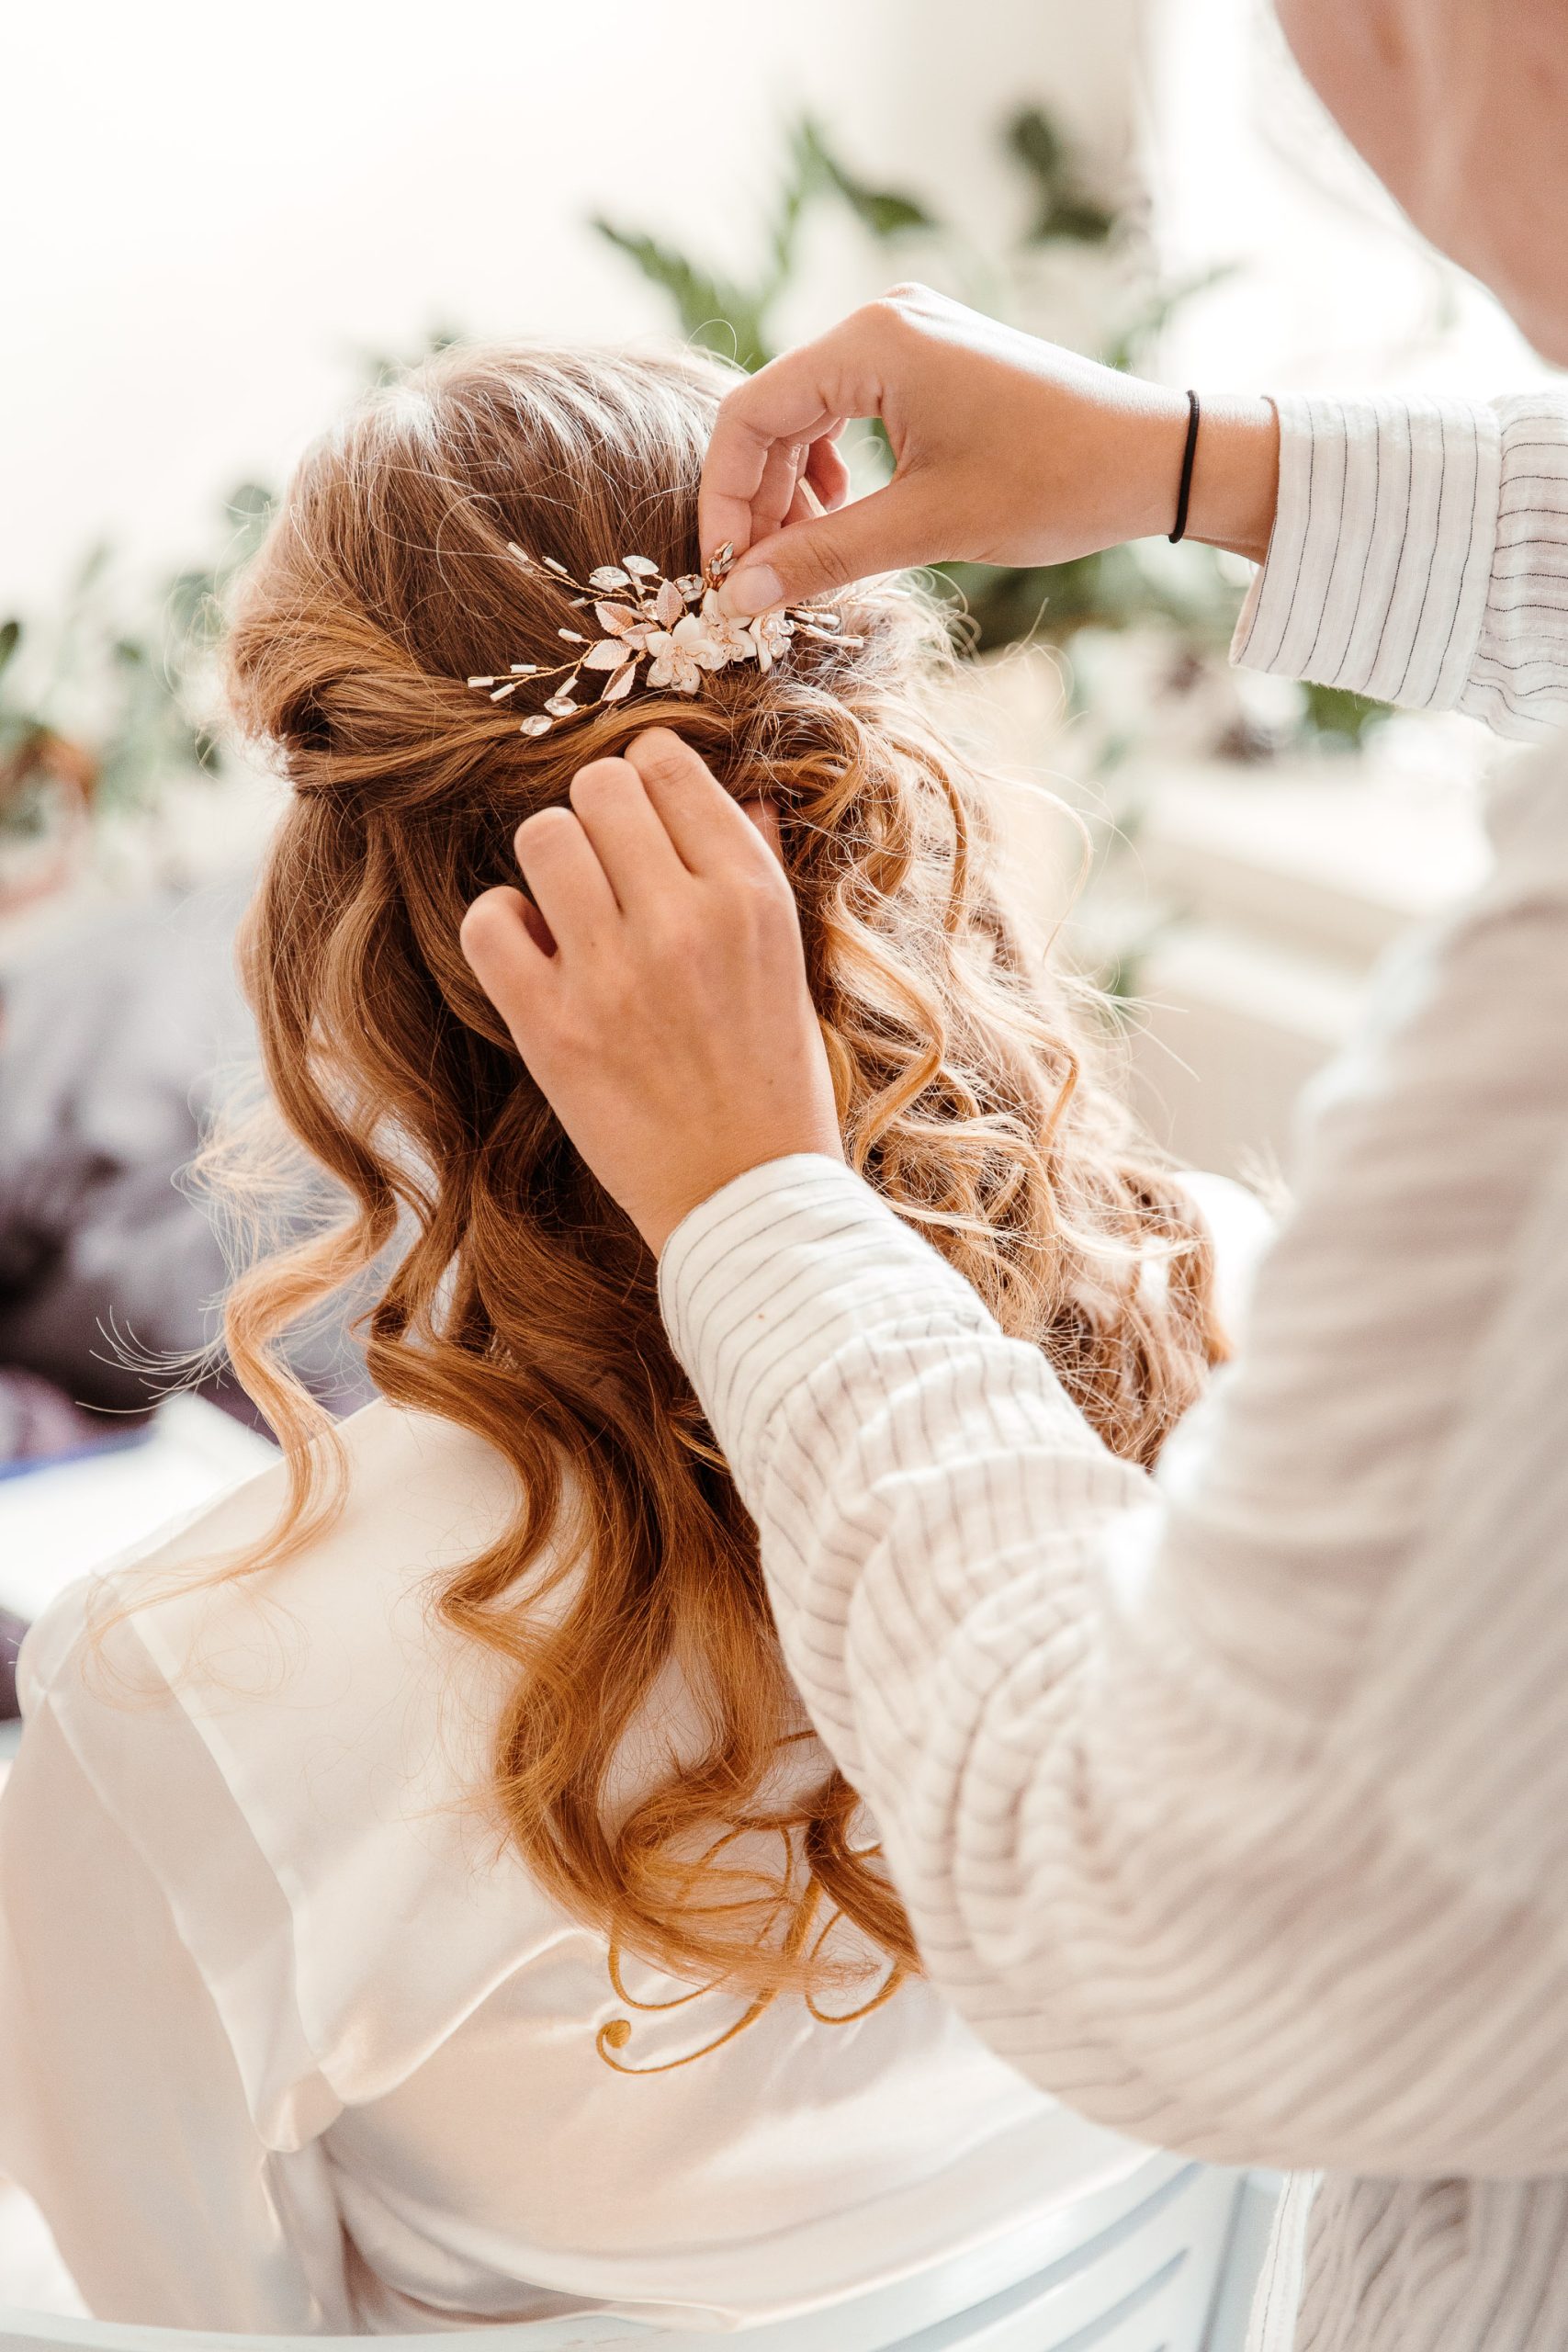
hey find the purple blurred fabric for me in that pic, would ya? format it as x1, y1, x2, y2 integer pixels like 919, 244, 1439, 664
0, 878, 372, 1418
0, 1365, 123, 1466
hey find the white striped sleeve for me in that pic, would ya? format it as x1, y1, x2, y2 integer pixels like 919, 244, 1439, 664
1234, 390, 1568, 740
660, 1162, 1147, 1795
657, 729, 1568, 2184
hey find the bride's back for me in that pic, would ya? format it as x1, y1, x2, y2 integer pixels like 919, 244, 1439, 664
20, 1390, 1141, 2328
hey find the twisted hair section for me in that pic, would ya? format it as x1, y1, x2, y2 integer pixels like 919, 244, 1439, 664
178, 342, 1224, 2000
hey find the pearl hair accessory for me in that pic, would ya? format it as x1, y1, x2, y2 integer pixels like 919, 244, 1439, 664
467, 538, 860, 738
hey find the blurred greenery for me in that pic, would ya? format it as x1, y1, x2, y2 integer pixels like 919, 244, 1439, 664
592, 119, 944, 379
1007, 105, 1119, 248
1298, 679, 1387, 747
0, 485, 274, 851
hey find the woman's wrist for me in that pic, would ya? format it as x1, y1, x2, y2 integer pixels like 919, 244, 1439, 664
1182, 394, 1280, 566
1075, 381, 1279, 568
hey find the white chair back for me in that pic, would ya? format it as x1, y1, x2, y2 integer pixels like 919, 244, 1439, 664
0, 2155, 1275, 2352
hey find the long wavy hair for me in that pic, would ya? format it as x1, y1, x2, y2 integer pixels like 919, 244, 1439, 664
207, 341, 1224, 2003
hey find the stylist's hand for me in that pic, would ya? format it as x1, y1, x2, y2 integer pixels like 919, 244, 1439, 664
703, 284, 1280, 616
460, 729, 841, 1256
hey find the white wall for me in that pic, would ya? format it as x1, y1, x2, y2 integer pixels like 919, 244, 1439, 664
1, 0, 1138, 612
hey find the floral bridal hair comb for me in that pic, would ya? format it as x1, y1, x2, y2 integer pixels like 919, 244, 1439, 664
468, 538, 860, 738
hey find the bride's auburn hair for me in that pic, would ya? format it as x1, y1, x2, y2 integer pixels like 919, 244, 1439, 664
216, 341, 1224, 2002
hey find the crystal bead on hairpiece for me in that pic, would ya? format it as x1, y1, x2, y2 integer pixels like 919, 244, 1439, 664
467, 539, 860, 738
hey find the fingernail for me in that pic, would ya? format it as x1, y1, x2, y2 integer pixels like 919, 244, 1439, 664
719, 562, 782, 619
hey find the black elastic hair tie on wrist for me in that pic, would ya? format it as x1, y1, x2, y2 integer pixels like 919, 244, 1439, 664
1168, 389, 1201, 544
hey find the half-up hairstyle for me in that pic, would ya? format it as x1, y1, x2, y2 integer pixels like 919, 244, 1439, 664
208, 340, 1224, 2003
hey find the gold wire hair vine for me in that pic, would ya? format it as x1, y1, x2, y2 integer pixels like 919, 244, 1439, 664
467, 538, 862, 738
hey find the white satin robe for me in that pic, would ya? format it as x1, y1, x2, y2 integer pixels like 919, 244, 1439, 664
0, 1179, 1265, 2334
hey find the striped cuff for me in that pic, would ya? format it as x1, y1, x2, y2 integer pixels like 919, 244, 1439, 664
1234, 393, 1500, 712
658, 1154, 987, 1487
1461, 394, 1568, 741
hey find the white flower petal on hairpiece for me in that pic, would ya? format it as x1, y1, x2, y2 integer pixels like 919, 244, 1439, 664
544, 692, 580, 718
589, 566, 632, 590
679, 613, 731, 671
699, 589, 757, 664
520, 714, 554, 737
647, 614, 734, 693
581, 639, 636, 671
749, 610, 794, 673
653, 577, 684, 629
595, 602, 646, 638
601, 662, 638, 703
675, 574, 704, 602
643, 633, 682, 690
623, 555, 659, 577
644, 629, 698, 693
